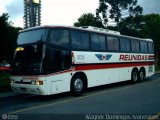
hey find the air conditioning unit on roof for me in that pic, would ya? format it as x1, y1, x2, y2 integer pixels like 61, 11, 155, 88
79, 26, 120, 35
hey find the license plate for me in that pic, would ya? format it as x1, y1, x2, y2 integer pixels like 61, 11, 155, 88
21, 88, 27, 91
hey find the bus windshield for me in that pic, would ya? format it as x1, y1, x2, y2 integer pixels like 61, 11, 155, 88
17, 29, 45, 45
11, 44, 43, 75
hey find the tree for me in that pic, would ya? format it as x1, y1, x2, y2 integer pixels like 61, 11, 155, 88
118, 15, 144, 37
0, 13, 22, 63
96, 0, 143, 26
142, 14, 160, 65
119, 14, 160, 65
74, 13, 104, 28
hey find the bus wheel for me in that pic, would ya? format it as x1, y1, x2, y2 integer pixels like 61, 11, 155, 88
138, 69, 145, 82
71, 75, 85, 96
131, 69, 138, 83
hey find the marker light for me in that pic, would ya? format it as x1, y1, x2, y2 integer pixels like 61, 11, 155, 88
16, 47, 24, 51
33, 0, 40, 4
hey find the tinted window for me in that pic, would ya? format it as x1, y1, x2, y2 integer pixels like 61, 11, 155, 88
148, 42, 154, 53
62, 50, 71, 69
81, 33, 89, 49
91, 34, 106, 51
71, 31, 89, 50
107, 36, 114, 51
131, 40, 140, 52
44, 47, 62, 73
140, 41, 148, 53
91, 34, 99, 50
12, 44, 43, 75
114, 37, 120, 51
106, 36, 119, 51
99, 36, 106, 51
49, 29, 69, 48
71, 31, 81, 49
120, 38, 130, 52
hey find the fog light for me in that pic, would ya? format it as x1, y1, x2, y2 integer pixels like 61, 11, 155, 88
31, 80, 36, 85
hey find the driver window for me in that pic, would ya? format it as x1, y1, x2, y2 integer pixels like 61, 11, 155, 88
62, 50, 71, 69
44, 47, 62, 73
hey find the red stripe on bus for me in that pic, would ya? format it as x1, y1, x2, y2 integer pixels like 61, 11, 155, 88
74, 62, 154, 71
148, 55, 154, 57
13, 62, 154, 77
40, 62, 154, 76
148, 56, 154, 58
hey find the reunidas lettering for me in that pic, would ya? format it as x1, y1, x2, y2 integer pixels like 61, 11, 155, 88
119, 54, 148, 61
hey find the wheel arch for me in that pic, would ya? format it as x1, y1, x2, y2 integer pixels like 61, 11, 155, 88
70, 72, 88, 90
131, 67, 138, 74
139, 67, 146, 76
131, 67, 139, 83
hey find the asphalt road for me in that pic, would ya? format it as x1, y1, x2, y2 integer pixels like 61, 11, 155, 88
0, 73, 160, 120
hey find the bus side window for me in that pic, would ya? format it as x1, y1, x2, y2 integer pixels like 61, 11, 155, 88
71, 31, 89, 50
81, 33, 89, 50
44, 47, 62, 73
91, 34, 106, 51
71, 31, 81, 49
106, 36, 119, 51
148, 42, 154, 53
107, 36, 114, 51
114, 37, 120, 51
120, 38, 131, 52
99, 35, 106, 51
131, 40, 139, 53
49, 29, 70, 48
91, 34, 99, 50
140, 41, 148, 53
62, 50, 71, 69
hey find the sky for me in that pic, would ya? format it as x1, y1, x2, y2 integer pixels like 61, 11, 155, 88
0, 0, 160, 28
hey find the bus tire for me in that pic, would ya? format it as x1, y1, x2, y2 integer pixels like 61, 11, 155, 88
131, 69, 138, 83
138, 68, 145, 82
71, 75, 85, 96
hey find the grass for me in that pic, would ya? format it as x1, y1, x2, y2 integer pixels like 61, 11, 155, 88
155, 65, 160, 72
0, 73, 12, 93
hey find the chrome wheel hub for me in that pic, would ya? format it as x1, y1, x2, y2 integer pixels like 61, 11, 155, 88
133, 72, 138, 81
74, 78, 83, 92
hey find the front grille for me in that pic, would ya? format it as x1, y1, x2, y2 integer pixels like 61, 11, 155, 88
15, 81, 31, 84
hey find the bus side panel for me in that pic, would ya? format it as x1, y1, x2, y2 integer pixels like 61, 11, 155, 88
83, 70, 98, 87
113, 68, 129, 83
144, 65, 155, 77
101, 69, 114, 85
62, 72, 73, 92
46, 74, 63, 95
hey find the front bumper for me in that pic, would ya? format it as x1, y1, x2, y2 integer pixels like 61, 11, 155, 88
10, 83, 47, 95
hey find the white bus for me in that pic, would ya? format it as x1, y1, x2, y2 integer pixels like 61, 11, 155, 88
10, 25, 155, 95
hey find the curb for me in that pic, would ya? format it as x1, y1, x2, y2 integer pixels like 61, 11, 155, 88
0, 92, 19, 99
155, 71, 160, 74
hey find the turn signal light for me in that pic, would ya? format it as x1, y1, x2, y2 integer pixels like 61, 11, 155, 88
31, 80, 43, 85
36, 80, 43, 85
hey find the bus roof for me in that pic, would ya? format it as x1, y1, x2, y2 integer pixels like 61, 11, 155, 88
20, 25, 153, 42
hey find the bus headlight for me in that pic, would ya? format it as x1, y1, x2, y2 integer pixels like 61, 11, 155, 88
31, 80, 43, 85
10, 79, 15, 83
36, 80, 43, 85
